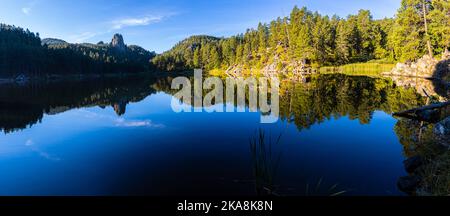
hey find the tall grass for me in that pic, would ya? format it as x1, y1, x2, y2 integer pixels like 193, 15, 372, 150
418, 151, 450, 196
319, 63, 395, 76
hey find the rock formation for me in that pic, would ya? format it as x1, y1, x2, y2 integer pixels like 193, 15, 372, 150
224, 59, 316, 79
387, 53, 450, 80
388, 55, 439, 78
111, 34, 126, 52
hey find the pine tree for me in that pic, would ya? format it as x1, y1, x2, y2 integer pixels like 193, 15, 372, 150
257, 23, 268, 67
193, 47, 201, 68
390, 0, 424, 61
209, 46, 221, 69
335, 20, 351, 64
356, 10, 375, 61
428, 0, 450, 53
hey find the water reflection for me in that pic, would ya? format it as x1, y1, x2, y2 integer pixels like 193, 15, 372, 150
0, 75, 170, 133
386, 75, 449, 100
0, 74, 426, 134
0, 73, 434, 195
279, 74, 426, 129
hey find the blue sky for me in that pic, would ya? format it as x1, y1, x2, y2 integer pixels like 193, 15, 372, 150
0, 0, 401, 53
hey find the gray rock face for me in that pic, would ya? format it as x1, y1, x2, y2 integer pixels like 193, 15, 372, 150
389, 55, 439, 78
111, 34, 126, 52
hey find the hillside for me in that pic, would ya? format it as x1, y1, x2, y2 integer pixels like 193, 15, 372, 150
152, 2, 449, 73
152, 35, 220, 71
0, 25, 156, 78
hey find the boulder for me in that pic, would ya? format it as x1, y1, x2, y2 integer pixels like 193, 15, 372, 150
397, 175, 422, 193
403, 156, 423, 173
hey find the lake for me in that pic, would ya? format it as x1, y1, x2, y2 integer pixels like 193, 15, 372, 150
0, 73, 427, 195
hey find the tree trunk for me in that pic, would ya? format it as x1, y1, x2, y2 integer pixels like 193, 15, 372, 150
423, 0, 433, 57
393, 101, 450, 116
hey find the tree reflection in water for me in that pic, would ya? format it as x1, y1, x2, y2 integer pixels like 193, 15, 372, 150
1, 74, 427, 134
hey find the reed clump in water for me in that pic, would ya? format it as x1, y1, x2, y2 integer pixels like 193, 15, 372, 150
250, 130, 347, 196
250, 129, 283, 196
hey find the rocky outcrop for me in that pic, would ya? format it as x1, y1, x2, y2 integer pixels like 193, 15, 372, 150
111, 34, 126, 52
387, 53, 450, 81
224, 59, 316, 79
386, 53, 450, 99
388, 55, 439, 78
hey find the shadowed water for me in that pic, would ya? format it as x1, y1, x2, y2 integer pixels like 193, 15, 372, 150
0, 73, 427, 195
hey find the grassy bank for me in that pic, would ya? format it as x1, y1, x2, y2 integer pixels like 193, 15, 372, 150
400, 106, 450, 196
418, 151, 450, 195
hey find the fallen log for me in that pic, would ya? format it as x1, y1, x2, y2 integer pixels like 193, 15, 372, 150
393, 101, 450, 122
394, 101, 450, 116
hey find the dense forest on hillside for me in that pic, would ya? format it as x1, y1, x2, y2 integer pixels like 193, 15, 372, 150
153, 0, 450, 72
0, 24, 156, 78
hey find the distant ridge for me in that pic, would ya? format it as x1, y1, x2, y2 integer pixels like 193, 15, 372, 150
41, 38, 67, 46
1, 23, 157, 77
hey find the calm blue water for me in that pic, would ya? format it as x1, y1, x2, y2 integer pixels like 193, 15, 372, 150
0, 74, 419, 195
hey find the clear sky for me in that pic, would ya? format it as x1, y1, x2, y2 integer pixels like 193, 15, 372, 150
0, 0, 401, 53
